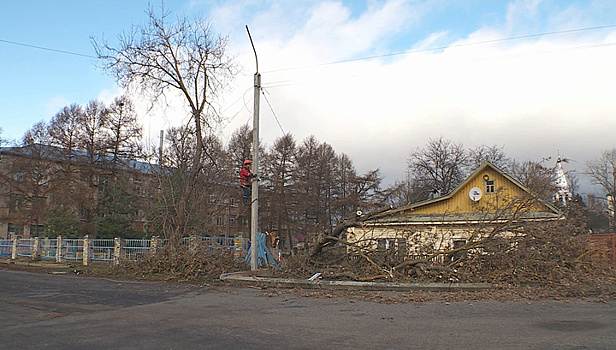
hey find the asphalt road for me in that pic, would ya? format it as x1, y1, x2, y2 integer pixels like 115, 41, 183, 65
1, 266, 615, 350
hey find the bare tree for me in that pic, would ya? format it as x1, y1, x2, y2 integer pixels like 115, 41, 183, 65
106, 96, 143, 169
587, 148, 616, 230
226, 124, 253, 168
353, 169, 384, 212
10, 122, 54, 236
468, 144, 510, 171
79, 100, 109, 165
331, 153, 357, 222
163, 125, 197, 172
509, 159, 556, 202
93, 5, 235, 176
294, 136, 337, 240
48, 104, 91, 216
48, 104, 82, 160
198, 132, 235, 235
93, 5, 236, 243
407, 137, 468, 201
261, 133, 298, 252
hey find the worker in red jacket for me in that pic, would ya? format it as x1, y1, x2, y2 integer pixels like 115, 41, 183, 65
239, 159, 253, 204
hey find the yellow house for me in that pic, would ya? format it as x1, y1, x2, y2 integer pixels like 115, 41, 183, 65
348, 162, 562, 257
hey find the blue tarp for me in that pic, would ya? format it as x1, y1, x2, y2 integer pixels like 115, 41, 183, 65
244, 232, 279, 269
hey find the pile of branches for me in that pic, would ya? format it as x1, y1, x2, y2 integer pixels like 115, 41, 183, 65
115, 243, 246, 282
280, 214, 616, 298
462, 221, 616, 297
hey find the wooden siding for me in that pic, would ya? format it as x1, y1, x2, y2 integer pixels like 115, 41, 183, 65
402, 168, 547, 215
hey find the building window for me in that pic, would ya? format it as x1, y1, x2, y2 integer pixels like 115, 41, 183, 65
8, 223, 23, 237
30, 225, 45, 237
9, 195, 22, 212
485, 180, 495, 194
12, 171, 26, 181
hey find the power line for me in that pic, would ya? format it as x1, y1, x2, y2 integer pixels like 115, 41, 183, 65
0, 38, 97, 59
259, 40, 616, 89
264, 24, 616, 73
3, 23, 613, 67
261, 88, 285, 135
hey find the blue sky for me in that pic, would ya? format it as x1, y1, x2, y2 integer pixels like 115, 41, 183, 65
1, 0, 615, 194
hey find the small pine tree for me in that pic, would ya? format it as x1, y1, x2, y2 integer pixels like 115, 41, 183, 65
45, 206, 81, 238
93, 177, 142, 238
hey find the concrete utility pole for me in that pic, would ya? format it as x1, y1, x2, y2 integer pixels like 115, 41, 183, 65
246, 26, 260, 271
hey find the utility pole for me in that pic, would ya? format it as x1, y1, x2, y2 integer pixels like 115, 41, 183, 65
246, 26, 260, 271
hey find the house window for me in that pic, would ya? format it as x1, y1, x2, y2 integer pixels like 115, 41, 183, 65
485, 180, 495, 194
396, 239, 407, 257
377, 238, 387, 252
449, 239, 466, 262
377, 238, 402, 254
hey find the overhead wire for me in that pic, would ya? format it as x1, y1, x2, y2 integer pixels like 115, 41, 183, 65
261, 88, 285, 135
263, 23, 616, 74
0, 38, 97, 59
3, 23, 613, 68
254, 23, 616, 140
259, 40, 616, 89
4, 23, 614, 144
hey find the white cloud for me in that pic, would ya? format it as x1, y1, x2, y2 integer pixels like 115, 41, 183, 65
169, 1, 616, 193
44, 96, 72, 117
96, 87, 124, 106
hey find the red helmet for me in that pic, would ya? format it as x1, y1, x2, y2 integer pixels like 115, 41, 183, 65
244, 159, 251, 165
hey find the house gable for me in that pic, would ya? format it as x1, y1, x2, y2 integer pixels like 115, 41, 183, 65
367, 162, 561, 225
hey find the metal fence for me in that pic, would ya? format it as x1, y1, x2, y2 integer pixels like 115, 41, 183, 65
1, 235, 240, 266
63, 239, 84, 262
92, 239, 115, 262
0, 239, 12, 257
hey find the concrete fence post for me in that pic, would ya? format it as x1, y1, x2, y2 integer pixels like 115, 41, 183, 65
11, 236, 18, 260
113, 237, 123, 265
32, 237, 41, 260
56, 236, 63, 263
234, 235, 245, 259
82, 235, 91, 266
189, 235, 198, 251
150, 236, 160, 253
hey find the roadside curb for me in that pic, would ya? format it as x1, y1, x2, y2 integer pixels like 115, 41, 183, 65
2, 259, 72, 269
220, 271, 492, 292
